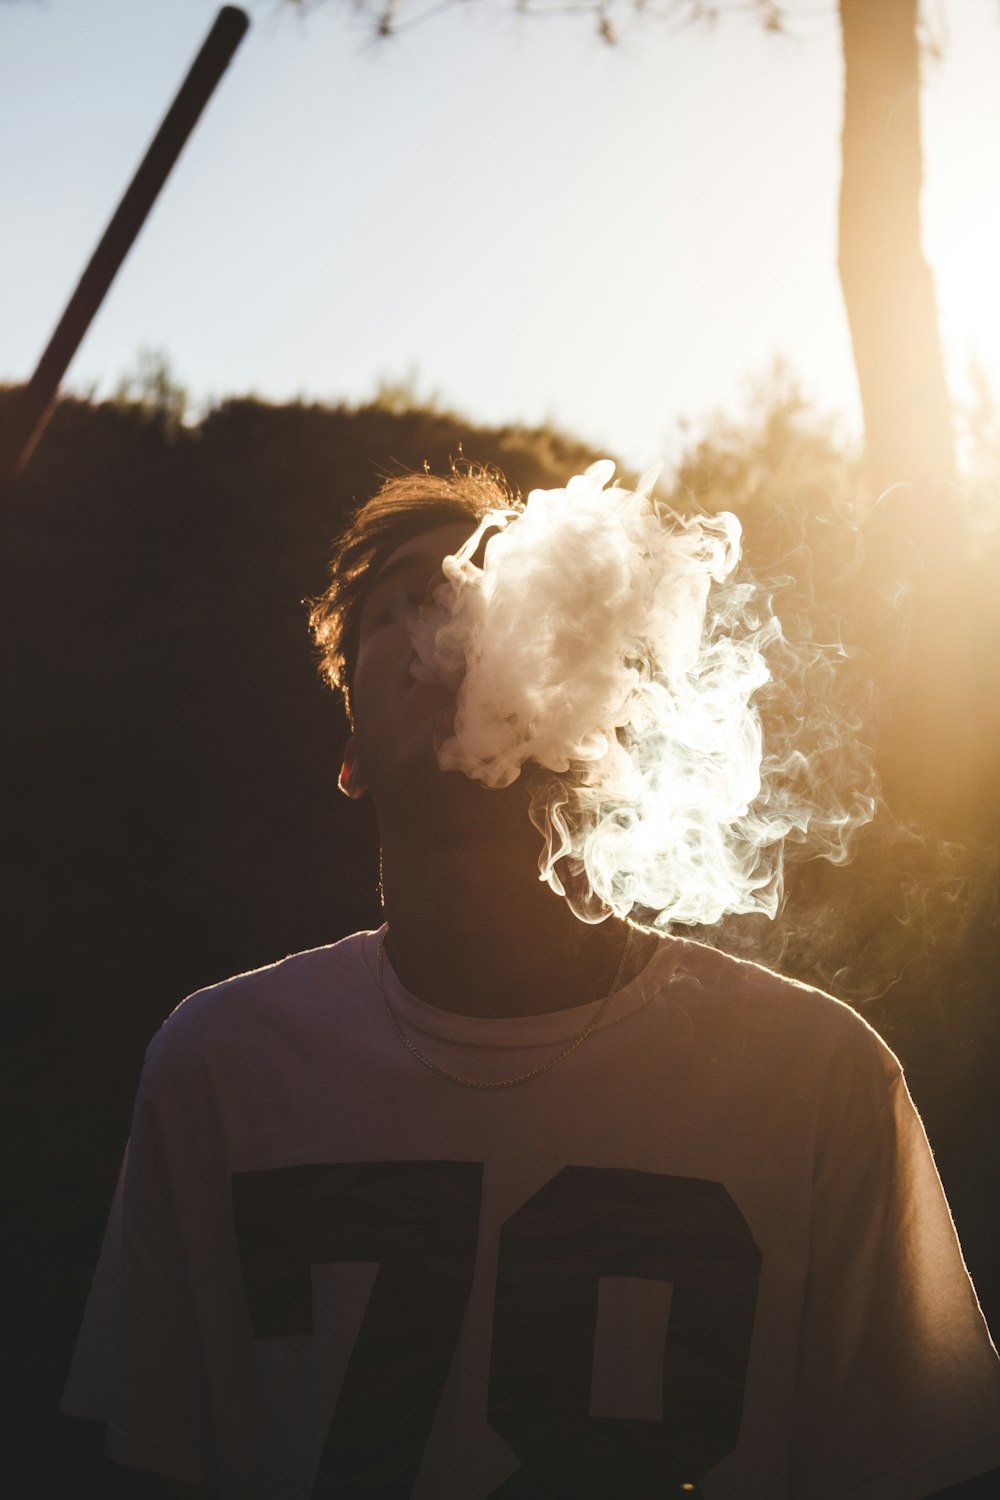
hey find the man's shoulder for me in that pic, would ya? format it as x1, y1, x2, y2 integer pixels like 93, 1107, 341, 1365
658, 935, 900, 1073
147, 929, 376, 1063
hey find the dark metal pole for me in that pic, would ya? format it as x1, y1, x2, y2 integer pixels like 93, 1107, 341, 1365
0, 5, 250, 494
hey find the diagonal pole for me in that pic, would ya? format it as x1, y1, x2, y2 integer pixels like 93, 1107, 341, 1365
0, 5, 250, 496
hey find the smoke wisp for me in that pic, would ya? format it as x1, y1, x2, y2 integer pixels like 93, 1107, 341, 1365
410, 460, 877, 929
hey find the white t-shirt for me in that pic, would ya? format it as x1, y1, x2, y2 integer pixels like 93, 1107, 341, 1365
62, 928, 1000, 1498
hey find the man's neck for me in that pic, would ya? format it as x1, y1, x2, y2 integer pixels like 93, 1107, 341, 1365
379, 832, 653, 1019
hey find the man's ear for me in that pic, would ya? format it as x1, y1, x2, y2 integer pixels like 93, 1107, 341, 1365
338, 736, 369, 800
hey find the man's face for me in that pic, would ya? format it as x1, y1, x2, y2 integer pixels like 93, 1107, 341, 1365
347, 522, 476, 809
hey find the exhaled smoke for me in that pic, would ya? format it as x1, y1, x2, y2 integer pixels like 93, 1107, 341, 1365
410, 460, 877, 929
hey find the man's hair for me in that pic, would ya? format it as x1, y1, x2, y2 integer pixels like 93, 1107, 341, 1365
309, 465, 519, 716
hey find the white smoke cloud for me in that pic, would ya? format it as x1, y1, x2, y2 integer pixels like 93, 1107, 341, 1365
410, 460, 876, 929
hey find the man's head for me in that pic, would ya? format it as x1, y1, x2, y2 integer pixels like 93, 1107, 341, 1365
310, 465, 519, 722
310, 465, 520, 806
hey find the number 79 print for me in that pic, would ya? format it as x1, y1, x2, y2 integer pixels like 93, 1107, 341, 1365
233, 1160, 761, 1498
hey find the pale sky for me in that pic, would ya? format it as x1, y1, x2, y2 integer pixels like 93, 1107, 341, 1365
2, 0, 999, 472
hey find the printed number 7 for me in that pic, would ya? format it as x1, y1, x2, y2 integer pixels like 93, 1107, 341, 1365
232, 1161, 760, 1498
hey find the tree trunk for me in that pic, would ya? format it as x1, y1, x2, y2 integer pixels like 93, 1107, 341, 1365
838, 0, 956, 499
839, 1, 981, 829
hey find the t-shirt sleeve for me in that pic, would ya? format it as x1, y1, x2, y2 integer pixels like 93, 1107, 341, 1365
61, 1148, 128, 1422
790, 1031, 1000, 1500
60, 1041, 219, 1486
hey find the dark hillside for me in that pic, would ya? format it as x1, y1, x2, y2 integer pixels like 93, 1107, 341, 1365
1, 391, 598, 1489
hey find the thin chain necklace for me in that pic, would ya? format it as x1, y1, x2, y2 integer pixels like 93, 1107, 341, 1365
375, 926, 633, 1090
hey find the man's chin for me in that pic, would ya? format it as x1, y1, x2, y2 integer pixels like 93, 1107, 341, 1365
399, 749, 519, 816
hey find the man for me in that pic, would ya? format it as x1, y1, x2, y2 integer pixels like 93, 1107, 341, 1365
63, 467, 1000, 1497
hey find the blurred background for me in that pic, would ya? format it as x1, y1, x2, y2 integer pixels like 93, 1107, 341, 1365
3, 0, 999, 1488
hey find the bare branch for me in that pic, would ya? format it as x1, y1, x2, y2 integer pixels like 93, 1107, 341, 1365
280, 0, 838, 43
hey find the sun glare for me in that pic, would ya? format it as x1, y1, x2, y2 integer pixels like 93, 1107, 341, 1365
926, 172, 1000, 401
922, 4, 1000, 436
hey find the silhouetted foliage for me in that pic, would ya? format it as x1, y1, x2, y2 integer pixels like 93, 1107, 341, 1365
111, 345, 189, 436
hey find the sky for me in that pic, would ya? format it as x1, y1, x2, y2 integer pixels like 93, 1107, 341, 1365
2, 0, 999, 473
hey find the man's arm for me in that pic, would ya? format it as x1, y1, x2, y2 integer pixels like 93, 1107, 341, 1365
63, 1048, 222, 1489
792, 1040, 1000, 1497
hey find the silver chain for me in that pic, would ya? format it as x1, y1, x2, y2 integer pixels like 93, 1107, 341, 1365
375, 926, 633, 1090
